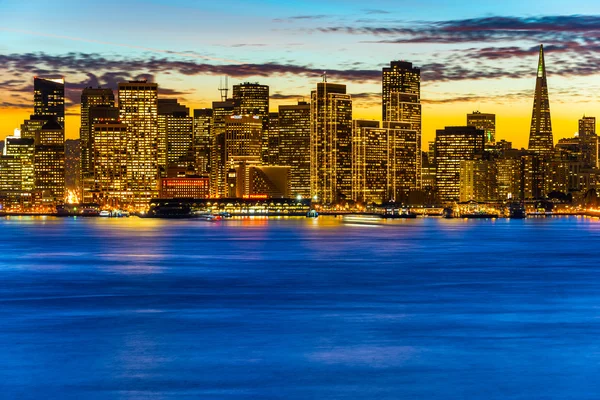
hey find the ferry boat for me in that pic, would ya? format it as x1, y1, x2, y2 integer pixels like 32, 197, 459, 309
99, 210, 111, 217
342, 214, 384, 224
508, 203, 527, 219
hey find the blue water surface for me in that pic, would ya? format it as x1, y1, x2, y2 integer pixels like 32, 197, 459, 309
1, 216, 600, 399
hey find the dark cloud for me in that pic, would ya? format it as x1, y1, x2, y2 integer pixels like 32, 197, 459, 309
313, 15, 600, 45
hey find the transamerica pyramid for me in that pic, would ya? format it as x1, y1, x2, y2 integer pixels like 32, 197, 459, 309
528, 44, 554, 155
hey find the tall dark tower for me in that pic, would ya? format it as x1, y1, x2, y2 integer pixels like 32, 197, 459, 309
33, 77, 65, 127
528, 45, 553, 155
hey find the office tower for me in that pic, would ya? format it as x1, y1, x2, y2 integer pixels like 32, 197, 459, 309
382, 61, 422, 189
34, 119, 65, 204
157, 99, 194, 177
118, 80, 159, 208
5, 135, 35, 196
33, 77, 65, 126
193, 108, 212, 175
223, 115, 263, 197
496, 157, 522, 200
352, 120, 419, 204
382, 61, 420, 120
352, 120, 387, 204
64, 139, 80, 195
92, 122, 129, 207
225, 115, 262, 160
81, 106, 119, 203
232, 82, 270, 162
265, 112, 280, 165
210, 100, 235, 198
435, 126, 485, 202
80, 88, 115, 194
0, 155, 22, 206
579, 116, 598, 168
467, 111, 496, 147
521, 154, 545, 199
310, 80, 353, 204
528, 45, 554, 155
278, 102, 311, 198
459, 160, 498, 202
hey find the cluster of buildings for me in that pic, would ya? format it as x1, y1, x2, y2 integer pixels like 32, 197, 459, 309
0, 45, 598, 212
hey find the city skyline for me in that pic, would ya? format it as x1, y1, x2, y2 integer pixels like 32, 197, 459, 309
3, 1, 600, 149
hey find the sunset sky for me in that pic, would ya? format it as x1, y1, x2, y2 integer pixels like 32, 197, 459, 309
2, 0, 600, 149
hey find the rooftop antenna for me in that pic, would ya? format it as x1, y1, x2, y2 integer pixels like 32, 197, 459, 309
218, 76, 229, 101
322, 71, 327, 83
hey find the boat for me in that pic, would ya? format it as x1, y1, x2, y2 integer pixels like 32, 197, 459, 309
342, 214, 384, 224
306, 209, 319, 218
99, 210, 111, 217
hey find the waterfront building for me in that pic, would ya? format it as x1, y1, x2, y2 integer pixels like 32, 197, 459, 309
34, 119, 65, 205
578, 116, 598, 168
157, 99, 194, 177
435, 126, 485, 202
80, 88, 115, 193
92, 122, 130, 207
278, 102, 311, 198
118, 80, 159, 209
232, 82, 270, 162
210, 99, 236, 198
159, 176, 210, 199
310, 80, 353, 204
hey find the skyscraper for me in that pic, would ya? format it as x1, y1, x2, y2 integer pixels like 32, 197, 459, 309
435, 126, 485, 202
33, 77, 65, 127
467, 111, 496, 147
193, 108, 213, 175
352, 120, 419, 204
93, 122, 130, 207
118, 80, 159, 209
157, 99, 194, 177
528, 45, 554, 155
232, 82, 270, 162
80, 88, 115, 193
578, 116, 598, 168
278, 102, 311, 198
310, 80, 353, 204
382, 61, 422, 189
34, 119, 65, 205
210, 100, 236, 198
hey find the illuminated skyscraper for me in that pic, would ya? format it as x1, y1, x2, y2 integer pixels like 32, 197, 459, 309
82, 106, 119, 203
193, 108, 213, 175
467, 111, 496, 147
435, 126, 485, 202
310, 80, 353, 204
34, 119, 65, 205
265, 112, 280, 165
232, 82, 270, 162
528, 45, 554, 155
210, 100, 236, 198
579, 116, 598, 168
382, 61, 422, 189
5, 135, 35, 196
459, 160, 498, 202
157, 99, 194, 177
118, 80, 159, 208
80, 88, 115, 196
93, 122, 130, 207
278, 102, 311, 198
33, 77, 65, 127
352, 120, 419, 204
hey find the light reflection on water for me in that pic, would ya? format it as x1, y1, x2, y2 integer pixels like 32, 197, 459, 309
1, 216, 600, 399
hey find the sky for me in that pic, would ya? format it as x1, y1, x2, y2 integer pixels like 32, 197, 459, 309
2, 0, 600, 149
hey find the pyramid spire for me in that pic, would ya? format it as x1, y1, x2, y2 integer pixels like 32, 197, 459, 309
528, 44, 554, 155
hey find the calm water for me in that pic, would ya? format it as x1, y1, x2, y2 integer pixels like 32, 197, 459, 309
1, 216, 600, 399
